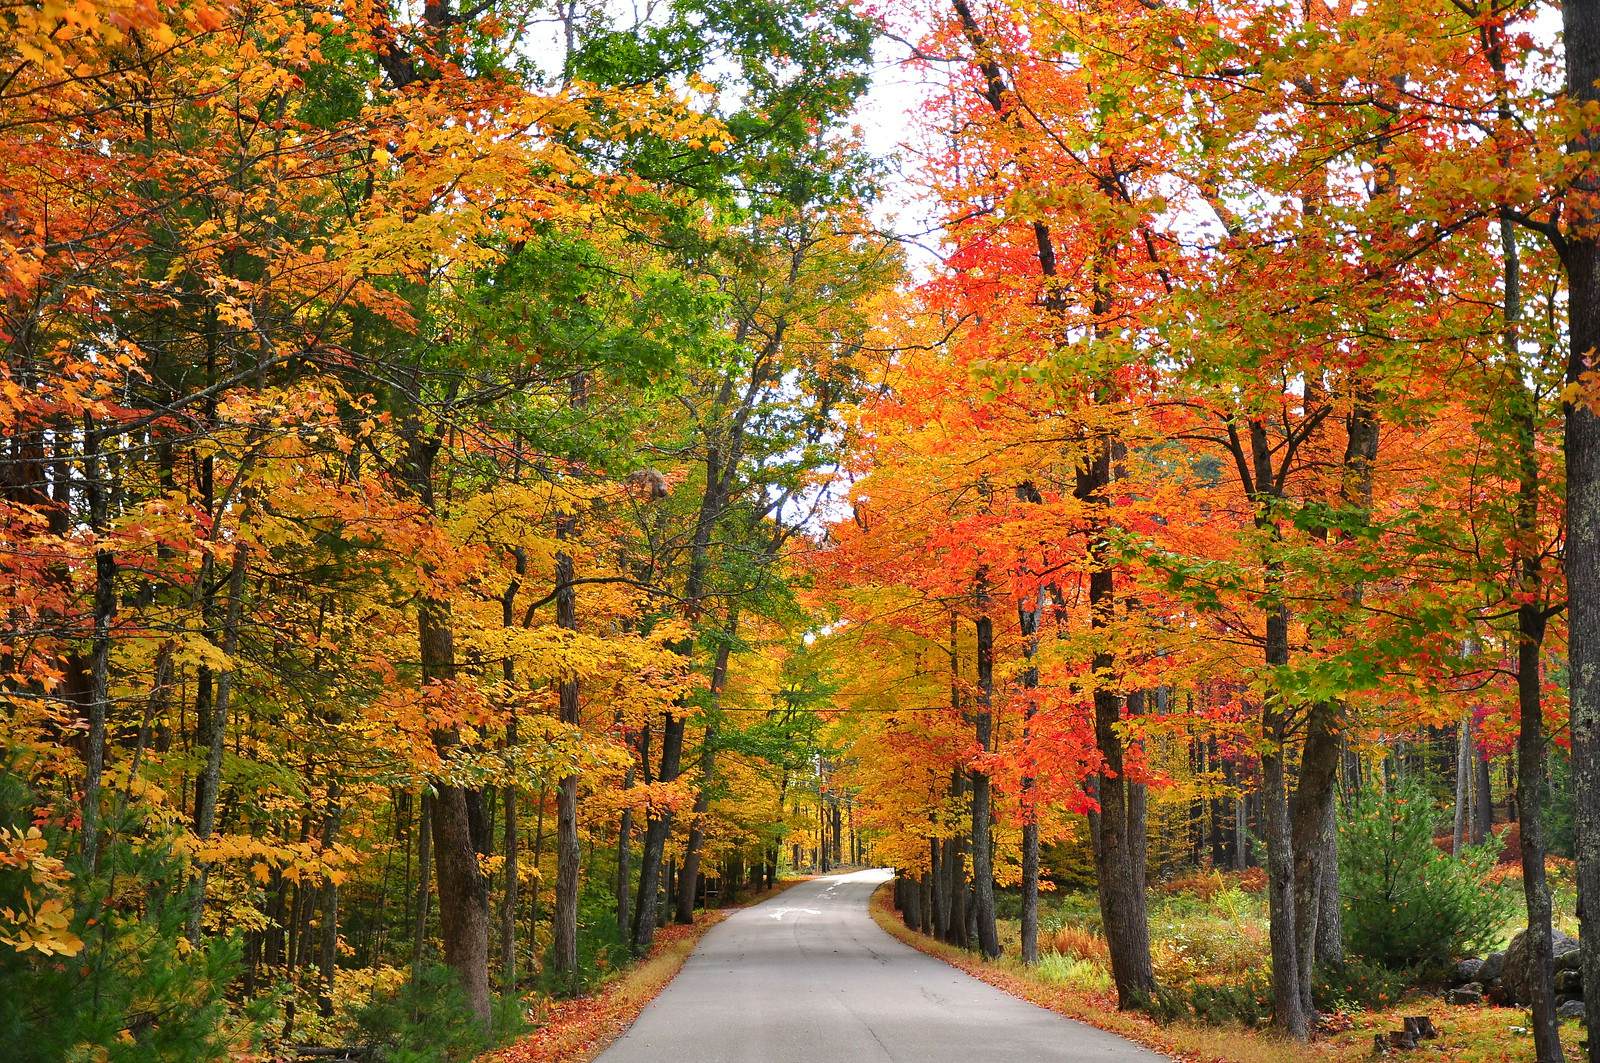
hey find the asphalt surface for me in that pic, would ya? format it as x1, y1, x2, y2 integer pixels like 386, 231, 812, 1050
596, 868, 1169, 1062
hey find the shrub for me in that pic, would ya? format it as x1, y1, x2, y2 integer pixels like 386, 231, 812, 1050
351, 962, 526, 1063
1035, 952, 1112, 993
1044, 923, 1109, 965
1158, 867, 1228, 900
1141, 971, 1273, 1027
1338, 780, 1513, 971
1151, 914, 1270, 984
1314, 956, 1412, 1011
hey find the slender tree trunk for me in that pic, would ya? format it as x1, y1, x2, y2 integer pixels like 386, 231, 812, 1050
79, 430, 116, 873
632, 712, 685, 953
1454, 716, 1473, 854
1262, 597, 1308, 1039
411, 793, 433, 989
551, 535, 581, 981
970, 583, 1001, 960
498, 550, 525, 988
1506, 208, 1562, 1061
499, 767, 518, 987
1518, 601, 1561, 1061
1015, 496, 1046, 964
677, 611, 737, 923
188, 542, 247, 943
615, 763, 634, 934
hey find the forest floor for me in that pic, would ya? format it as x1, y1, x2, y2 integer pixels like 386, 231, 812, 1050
484, 877, 809, 1063
869, 878, 1589, 1062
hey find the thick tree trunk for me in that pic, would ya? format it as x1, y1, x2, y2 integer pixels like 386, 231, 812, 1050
431, 782, 491, 1022
420, 597, 491, 1023
1290, 712, 1340, 1012
1079, 444, 1154, 1007
1557, 6, 1600, 1056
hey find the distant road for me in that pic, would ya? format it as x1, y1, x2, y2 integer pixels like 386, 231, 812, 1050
597, 868, 1169, 1062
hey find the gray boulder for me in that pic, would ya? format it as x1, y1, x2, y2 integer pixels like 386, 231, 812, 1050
1480, 951, 1507, 983
1447, 983, 1483, 1005
1451, 958, 1484, 986
1558, 948, 1585, 973
1558, 999, 1587, 1022
1503, 929, 1580, 1006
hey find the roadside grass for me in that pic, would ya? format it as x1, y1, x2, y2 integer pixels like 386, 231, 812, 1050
869, 881, 1589, 1062
486, 877, 808, 1063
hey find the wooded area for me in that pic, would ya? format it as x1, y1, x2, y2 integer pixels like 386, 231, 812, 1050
7, 0, 1600, 1061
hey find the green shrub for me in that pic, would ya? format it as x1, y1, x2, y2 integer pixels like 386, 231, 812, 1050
351, 962, 526, 1063
1035, 951, 1112, 993
1338, 780, 1512, 971
1314, 956, 1412, 1011
0, 766, 248, 1062
535, 874, 631, 997
1140, 971, 1272, 1027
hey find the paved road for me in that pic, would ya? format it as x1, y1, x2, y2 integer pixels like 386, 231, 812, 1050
597, 868, 1168, 1062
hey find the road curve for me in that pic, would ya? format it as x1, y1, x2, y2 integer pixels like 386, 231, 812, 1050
597, 868, 1168, 1062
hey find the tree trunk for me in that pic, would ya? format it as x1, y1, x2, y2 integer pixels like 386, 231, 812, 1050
79, 430, 115, 873
1556, 5, 1600, 1055
616, 761, 634, 934
411, 794, 433, 989
970, 590, 1001, 960
676, 611, 737, 923
420, 597, 491, 1024
188, 541, 247, 943
1507, 204, 1562, 1060
499, 767, 518, 987
551, 538, 581, 982
1454, 716, 1473, 854
1017, 562, 1046, 966
1262, 599, 1308, 1039
1080, 443, 1154, 1007
632, 713, 685, 953
1518, 602, 1561, 1061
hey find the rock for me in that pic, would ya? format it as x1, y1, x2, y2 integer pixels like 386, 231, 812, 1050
1480, 951, 1507, 983
1451, 958, 1485, 986
1558, 1000, 1586, 1022
1447, 984, 1483, 1005
1557, 949, 1585, 973
1504, 929, 1580, 1005
1557, 968, 1583, 995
